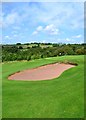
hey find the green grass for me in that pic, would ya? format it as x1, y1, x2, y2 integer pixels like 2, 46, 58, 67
2, 55, 84, 118
0, 63, 2, 119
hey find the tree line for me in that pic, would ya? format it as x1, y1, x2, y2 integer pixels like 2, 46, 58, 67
2, 43, 86, 62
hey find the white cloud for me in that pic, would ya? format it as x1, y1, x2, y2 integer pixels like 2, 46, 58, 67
66, 38, 71, 42
3, 2, 84, 30
36, 26, 43, 31
3, 2, 84, 44
3, 12, 20, 27
32, 31, 38, 35
44, 24, 59, 35
32, 26, 43, 35
4, 34, 18, 40
4, 35, 10, 39
72, 34, 82, 38
32, 24, 59, 35
44, 24, 54, 31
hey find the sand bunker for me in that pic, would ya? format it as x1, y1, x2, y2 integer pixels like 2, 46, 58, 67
8, 63, 75, 81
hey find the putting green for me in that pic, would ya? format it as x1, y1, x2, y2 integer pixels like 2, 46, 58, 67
2, 55, 84, 118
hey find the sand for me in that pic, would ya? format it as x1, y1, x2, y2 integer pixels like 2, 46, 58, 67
8, 63, 75, 81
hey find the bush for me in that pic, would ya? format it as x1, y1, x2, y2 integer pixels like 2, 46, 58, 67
19, 46, 23, 49
76, 48, 84, 55
31, 54, 40, 60
27, 56, 31, 61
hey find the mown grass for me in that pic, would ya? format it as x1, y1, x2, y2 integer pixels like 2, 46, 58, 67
2, 55, 84, 118
0, 63, 2, 119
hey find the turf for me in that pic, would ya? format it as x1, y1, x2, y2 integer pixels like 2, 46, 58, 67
0, 63, 2, 119
2, 55, 84, 118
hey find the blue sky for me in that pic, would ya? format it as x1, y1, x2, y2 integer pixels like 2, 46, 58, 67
2, 2, 84, 44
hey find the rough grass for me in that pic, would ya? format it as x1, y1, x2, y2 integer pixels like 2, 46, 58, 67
2, 55, 84, 118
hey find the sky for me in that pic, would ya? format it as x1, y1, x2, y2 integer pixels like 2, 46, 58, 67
2, 2, 84, 44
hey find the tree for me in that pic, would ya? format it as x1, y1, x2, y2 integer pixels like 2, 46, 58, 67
76, 47, 84, 55
19, 46, 23, 49
16, 43, 21, 45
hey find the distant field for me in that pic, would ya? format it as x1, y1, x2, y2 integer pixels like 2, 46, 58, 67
14, 43, 53, 49
2, 55, 84, 118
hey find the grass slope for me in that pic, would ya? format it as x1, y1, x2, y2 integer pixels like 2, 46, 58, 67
2, 55, 84, 118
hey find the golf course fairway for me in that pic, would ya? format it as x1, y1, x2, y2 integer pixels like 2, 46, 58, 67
2, 55, 84, 118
